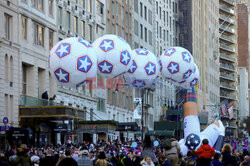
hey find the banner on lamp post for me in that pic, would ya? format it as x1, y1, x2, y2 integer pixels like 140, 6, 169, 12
133, 98, 142, 119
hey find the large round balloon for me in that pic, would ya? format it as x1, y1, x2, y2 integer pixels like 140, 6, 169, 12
93, 34, 133, 78
49, 37, 97, 88
179, 63, 200, 89
124, 48, 159, 88
160, 47, 195, 83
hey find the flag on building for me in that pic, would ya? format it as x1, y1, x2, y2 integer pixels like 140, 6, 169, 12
227, 103, 234, 120
221, 100, 228, 118
133, 98, 142, 119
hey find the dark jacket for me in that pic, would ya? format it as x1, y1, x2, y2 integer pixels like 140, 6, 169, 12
221, 151, 236, 166
11, 151, 31, 166
40, 156, 57, 166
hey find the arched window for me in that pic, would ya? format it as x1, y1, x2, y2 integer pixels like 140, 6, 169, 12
5, 54, 8, 81
10, 56, 13, 83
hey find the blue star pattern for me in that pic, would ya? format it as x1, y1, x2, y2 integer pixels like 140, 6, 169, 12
144, 62, 156, 75
77, 55, 93, 73
128, 60, 137, 73
183, 69, 192, 79
182, 52, 192, 63
98, 60, 113, 73
167, 62, 179, 74
54, 68, 69, 83
99, 39, 114, 52
132, 80, 146, 88
164, 48, 176, 56
135, 49, 149, 56
120, 50, 131, 65
56, 43, 71, 58
78, 38, 92, 47
185, 133, 201, 150
190, 78, 198, 87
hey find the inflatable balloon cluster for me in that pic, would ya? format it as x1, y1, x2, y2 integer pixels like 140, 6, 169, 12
159, 47, 200, 89
49, 35, 199, 89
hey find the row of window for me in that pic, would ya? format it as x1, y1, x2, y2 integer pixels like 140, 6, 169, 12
4, 54, 14, 83
22, 0, 54, 16
134, 0, 153, 25
156, 0, 178, 14
107, 89, 133, 111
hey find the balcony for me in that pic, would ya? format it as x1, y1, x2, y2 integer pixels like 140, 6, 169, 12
219, 14, 235, 25
219, 5, 235, 15
220, 53, 235, 62
220, 72, 235, 81
20, 95, 63, 106
220, 94, 236, 100
220, 63, 235, 71
220, 24, 235, 34
220, 43, 235, 53
220, 82, 236, 90
220, 34, 235, 44
221, 0, 235, 6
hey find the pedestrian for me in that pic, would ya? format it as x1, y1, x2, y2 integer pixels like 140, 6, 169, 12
221, 144, 236, 166
95, 151, 112, 166
186, 150, 198, 166
10, 144, 31, 166
196, 139, 215, 166
141, 135, 158, 165
30, 155, 40, 166
77, 149, 93, 166
39, 149, 57, 166
211, 153, 222, 166
163, 137, 181, 166
57, 149, 78, 166
140, 155, 155, 166
239, 156, 250, 166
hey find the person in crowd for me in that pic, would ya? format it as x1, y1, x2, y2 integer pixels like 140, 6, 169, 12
221, 144, 237, 166
31, 155, 40, 166
95, 151, 112, 166
240, 155, 250, 166
196, 139, 215, 166
40, 149, 57, 166
77, 149, 93, 166
0, 152, 10, 166
186, 150, 198, 166
140, 155, 155, 166
58, 148, 78, 166
10, 144, 31, 166
163, 137, 180, 166
142, 135, 158, 165
211, 153, 222, 166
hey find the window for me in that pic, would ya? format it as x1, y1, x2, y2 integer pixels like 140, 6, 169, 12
58, 7, 62, 25
97, 98, 105, 112
22, 16, 27, 40
88, 0, 92, 13
140, 24, 143, 39
156, 21, 158, 37
149, 30, 152, 45
144, 27, 147, 42
112, 24, 115, 34
121, 7, 124, 22
164, 11, 165, 23
88, 24, 92, 41
134, 0, 138, 13
5, 55, 8, 81
49, 30, 53, 50
4, 14, 11, 40
167, 12, 169, 26
67, 12, 70, 29
32, 0, 44, 11
112, 1, 114, 15
116, 2, 118, 16
33, 22, 44, 47
140, 2, 143, 17
48, 0, 53, 16
159, 7, 162, 19
82, 0, 85, 8
156, 1, 158, 14
170, 16, 171, 30
148, 10, 152, 25
134, 19, 138, 35
164, 29, 166, 41
144, 6, 147, 20
160, 26, 162, 38
112, 91, 116, 105
107, 19, 110, 33
107, 89, 110, 104
81, 21, 85, 37
74, 16, 78, 34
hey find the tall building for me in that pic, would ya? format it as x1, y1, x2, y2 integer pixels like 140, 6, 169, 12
0, 0, 20, 127
237, 1, 249, 122
219, 0, 238, 136
179, 0, 220, 122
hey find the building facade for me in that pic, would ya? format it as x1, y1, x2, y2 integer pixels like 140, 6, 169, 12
219, 0, 238, 136
179, 0, 220, 122
0, 0, 20, 127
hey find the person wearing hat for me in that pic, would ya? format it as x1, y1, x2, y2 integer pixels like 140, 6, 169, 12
31, 155, 40, 166
11, 144, 31, 166
77, 150, 93, 166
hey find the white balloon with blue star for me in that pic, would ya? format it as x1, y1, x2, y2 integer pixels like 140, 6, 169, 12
124, 49, 160, 88
160, 47, 195, 84
92, 34, 133, 78
49, 37, 97, 88
179, 63, 200, 89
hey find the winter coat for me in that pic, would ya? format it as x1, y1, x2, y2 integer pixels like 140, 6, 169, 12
196, 144, 215, 159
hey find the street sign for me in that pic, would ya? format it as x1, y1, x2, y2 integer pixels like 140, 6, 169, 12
3, 117, 8, 126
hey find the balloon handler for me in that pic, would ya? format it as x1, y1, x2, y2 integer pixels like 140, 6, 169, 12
178, 87, 225, 156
